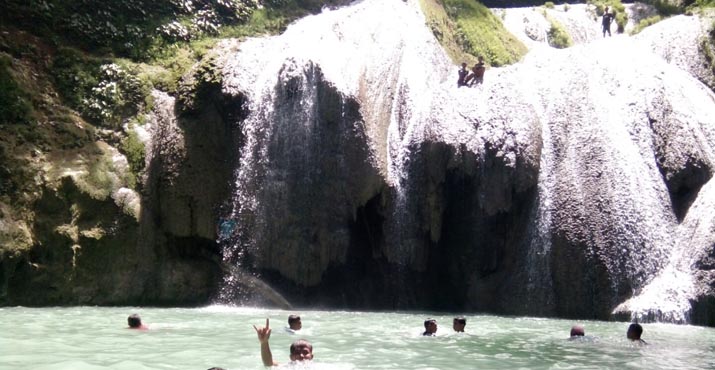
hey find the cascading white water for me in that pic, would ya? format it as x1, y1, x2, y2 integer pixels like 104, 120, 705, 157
220, 0, 454, 274
211, 0, 715, 320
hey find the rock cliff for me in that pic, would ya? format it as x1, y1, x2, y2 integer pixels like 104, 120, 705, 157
214, 0, 715, 323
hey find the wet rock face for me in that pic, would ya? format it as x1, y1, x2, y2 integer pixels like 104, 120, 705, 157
229, 61, 384, 287
215, 0, 715, 324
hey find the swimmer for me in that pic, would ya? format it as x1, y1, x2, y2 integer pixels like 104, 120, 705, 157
254, 318, 314, 366
570, 325, 585, 338
286, 314, 302, 333
453, 317, 466, 333
423, 318, 437, 336
627, 323, 647, 344
127, 314, 148, 330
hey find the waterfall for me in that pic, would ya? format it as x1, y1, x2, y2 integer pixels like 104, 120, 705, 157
208, 0, 715, 321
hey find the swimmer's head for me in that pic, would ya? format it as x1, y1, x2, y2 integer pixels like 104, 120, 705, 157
127, 314, 142, 328
288, 315, 302, 330
453, 317, 466, 332
570, 325, 585, 337
289, 339, 313, 361
424, 319, 437, 333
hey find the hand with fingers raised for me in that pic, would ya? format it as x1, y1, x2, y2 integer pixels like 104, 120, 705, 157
254, 318, 277, 366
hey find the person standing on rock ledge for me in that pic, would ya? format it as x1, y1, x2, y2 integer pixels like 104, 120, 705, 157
602, 6, 614, 37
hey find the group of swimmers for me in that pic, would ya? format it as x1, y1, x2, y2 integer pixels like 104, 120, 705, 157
457, 56, 486, 88
126, 313, 647, 368
568, 322, 647, 344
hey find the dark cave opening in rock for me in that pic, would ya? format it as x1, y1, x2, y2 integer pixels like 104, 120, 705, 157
425, 167, 511, 311
667, 159, 712, 222
294, 191, 393, 308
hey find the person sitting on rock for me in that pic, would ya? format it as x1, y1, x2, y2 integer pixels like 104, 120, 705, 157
465, 56, 486, 86
627, 323, 647, 344
457, 63, 469, 87
127, 314, 148, 330
254, 318, 314, 366
423, 318, 438, 336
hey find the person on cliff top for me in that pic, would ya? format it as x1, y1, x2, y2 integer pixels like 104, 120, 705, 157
457, 63, 469, 87
286, 314, 302, 333
627, 323, 647, 344
254, 318, 314, 366
127, 314, 148, 330
453, 317, 466, 332
465, 56, 486, 86
602, 6, 614, 37
423, 318, 438, 336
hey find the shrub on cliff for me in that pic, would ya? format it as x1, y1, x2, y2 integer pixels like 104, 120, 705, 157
546, 16, 573, 48
0, 55, 33, 125
52, 49, 152, 128
2, 0, 260, 59
420, 0, 527, 66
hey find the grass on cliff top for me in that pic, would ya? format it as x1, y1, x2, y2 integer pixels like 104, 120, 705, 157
419, 0, 527, 67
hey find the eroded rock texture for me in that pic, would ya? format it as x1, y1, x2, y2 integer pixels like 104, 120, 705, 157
216, 0, 715, 324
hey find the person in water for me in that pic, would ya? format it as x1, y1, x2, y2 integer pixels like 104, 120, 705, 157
286, 314, 302, 332
254, 318, 314, 366
423, 318, 438, 336
569, 325, 585, 339
127, 314, 148, 330
457, 62, 469, 87
602, 6, 614, 37
453, 317, 466, 332
627, 323, 647, 344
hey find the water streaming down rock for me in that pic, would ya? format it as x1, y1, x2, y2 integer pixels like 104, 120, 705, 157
214, 0, 715, 323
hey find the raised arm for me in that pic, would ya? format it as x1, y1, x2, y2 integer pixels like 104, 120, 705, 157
254, 318, 278, 367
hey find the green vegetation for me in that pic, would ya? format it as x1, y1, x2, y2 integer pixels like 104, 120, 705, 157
690, 0, 715, 8
628, 1, 683, 35
649, 0, 681, 16
80, 154, 116, 200
420, 0, 527, 66
51, 49, 151, 128
120, 128, 146, 187
702, 21, 715, 84
544, 13, 573, 49
544, 2, 555, 9
0, 55, 33, 125
631, 15, 663, 35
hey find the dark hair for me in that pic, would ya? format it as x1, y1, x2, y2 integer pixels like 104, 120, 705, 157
570, 325, 585, 336
289, 339, 312, 355
288, 315, 301, 325
127, 314, 142, 328
424, 318, 436, 328
453, 317, 466, 325
628, 323, 643, 338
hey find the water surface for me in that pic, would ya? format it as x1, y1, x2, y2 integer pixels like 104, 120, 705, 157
1, 306, 714, 369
